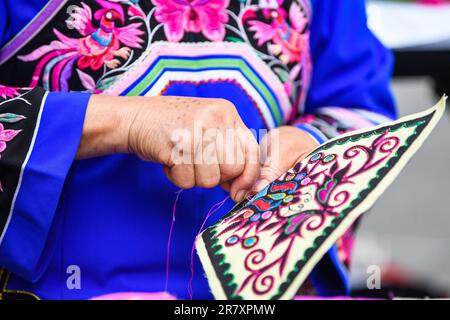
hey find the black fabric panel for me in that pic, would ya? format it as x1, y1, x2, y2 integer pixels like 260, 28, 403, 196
0, 87, 45, 235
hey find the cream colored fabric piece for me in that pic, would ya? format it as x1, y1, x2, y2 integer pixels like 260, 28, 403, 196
196, 97, 447, 300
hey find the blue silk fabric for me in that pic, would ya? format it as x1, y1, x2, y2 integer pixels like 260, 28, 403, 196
0, 0, 395, 299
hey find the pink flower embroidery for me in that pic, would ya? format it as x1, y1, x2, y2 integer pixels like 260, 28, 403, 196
152, 0, 230, 42
0, 123, 20, 154
17, 0, 145, 91
0, 85, 20, 100
243, 2, 309, 64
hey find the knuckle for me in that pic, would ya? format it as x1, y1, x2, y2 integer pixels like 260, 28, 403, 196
212, 99, 237, 119
261, 165, 283, 179
222, 163, 244, 180
240, 171, 259, 187
197, 174, 221, 188
217, 98, 235, 111
199, 105, 226, 122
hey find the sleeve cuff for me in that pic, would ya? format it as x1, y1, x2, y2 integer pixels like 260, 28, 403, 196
0, 91, 90, 281
294, 123, 328, 145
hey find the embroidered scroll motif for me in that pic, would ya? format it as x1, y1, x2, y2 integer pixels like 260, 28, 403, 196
196, 97, 447, 300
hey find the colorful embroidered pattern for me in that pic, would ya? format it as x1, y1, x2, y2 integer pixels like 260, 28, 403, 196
152, 0, 230, 42
0, 1, 396, 294
0, 86, 30, 192
196, 97, 447, 300
106, 41, 292, 127
160, 79, 267, 125
0, 0, 312, 127
17, 0, 145, 91
0, 87, 45, 242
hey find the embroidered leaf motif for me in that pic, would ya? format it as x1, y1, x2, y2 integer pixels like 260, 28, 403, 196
96, 76, 119, 91
274, 68, 290, 82
226, 36, 244, 43
0, 123, 21, 153
0, 113, 26, 123
76, 69, 97, 91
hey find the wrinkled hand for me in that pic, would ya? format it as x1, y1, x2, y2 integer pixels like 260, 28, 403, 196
252, 126, 318, 193
80, 95, 260, 202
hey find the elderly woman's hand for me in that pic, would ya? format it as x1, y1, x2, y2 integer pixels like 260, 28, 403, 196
77, 95, 260, 202
252, 126, 318, 193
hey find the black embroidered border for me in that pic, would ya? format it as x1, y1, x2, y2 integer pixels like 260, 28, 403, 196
202, 112, 434, 299
0, 0, 309, 99
0, 88, 45, 237
0, 1, 152, 89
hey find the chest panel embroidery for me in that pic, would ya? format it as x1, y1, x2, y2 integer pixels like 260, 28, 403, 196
0, 0, 312, 126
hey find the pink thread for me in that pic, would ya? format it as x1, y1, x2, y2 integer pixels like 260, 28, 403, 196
165, 189, 183, 293
188, 196, 230, 299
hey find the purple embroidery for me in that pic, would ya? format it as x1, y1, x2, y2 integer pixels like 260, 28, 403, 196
0, 0, 68, 64
17, 0, 145, 91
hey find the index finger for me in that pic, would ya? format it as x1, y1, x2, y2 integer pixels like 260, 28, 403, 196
229, 126, 260, 202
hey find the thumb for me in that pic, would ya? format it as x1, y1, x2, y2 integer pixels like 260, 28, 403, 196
252, 159, 285, 193
252, 150, 309, 193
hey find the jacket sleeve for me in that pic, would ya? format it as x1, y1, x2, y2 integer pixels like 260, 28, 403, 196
293, 0, 397, 145
290, 0, 397, 296
0, 85, 90, 281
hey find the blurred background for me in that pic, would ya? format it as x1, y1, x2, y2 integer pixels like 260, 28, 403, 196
350, 0, 450, 298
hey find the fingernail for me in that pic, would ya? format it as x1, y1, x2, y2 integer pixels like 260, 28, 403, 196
235, 190, 247, 202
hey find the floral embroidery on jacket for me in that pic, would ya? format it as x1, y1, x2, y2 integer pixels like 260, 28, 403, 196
152, 0, 230, 42
9, 0, 311, 109
17, 0, 145, 91
0, 123, 20, 156
243, 1, 309, 65
0, 85, 20, 100
0, 86, 31, 192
